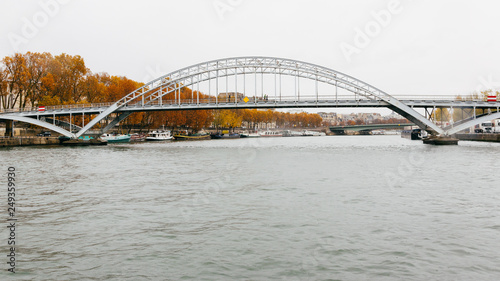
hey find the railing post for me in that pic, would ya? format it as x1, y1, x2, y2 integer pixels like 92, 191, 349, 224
235, 66, 238, 105
254, 65, 257, 104
294, 67, 297, 103
315, 68, 318, 103
216, 61, 219, 105
297, 64, 300, 102
279, 69, 282, 102
159, 86, 163, 107
261, 71, 264, 100
335, 77, 338, 106
227, 59, 230, 104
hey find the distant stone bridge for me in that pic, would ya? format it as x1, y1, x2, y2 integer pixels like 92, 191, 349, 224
330, 123, 415, 133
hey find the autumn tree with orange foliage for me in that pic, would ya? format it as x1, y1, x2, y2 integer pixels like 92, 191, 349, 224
213, 110, 243, 132
1, 52, 322, 132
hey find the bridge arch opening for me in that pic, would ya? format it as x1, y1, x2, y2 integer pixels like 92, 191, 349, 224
72, 57, 444, 137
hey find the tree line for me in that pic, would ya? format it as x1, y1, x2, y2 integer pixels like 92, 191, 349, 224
0, 52, 323, 132
0, 52, 144, 109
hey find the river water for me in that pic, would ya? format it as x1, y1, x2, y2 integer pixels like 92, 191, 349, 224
1, 135, 500, 280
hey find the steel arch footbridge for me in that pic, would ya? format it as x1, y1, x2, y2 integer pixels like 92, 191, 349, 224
1, 56, 499, 138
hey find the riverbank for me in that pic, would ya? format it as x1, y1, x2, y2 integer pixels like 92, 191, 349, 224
0, 137, 60, 147
454, 133, 500, 142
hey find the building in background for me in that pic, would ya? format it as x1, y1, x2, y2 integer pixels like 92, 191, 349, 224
318, 111, 405, 126
318, 112, 337, 125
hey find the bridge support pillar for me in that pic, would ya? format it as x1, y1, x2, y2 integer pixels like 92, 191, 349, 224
329, 129, 346, 135
5, 120, 13, 137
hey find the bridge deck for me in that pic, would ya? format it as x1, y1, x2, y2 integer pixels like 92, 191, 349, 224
1, 99, 499, 118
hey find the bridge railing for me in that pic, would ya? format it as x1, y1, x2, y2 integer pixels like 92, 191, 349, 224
1, 95, 374, 113
0, 102, 115, 114
122, 95, 492, 107
123, 95, 384, 107
392, 95, 491, 101
0, 95, 494, 114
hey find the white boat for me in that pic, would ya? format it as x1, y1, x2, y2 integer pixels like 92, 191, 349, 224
100, 133, 131, 143
283, 130, 303, 137
418, 130, 428, 139
240, 131, 261, 138
259, 131, 283, 137
146, 130, 173, 141
302, 130, 325, 136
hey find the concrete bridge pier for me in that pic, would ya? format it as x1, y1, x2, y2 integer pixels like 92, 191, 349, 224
423, 135, 459, 145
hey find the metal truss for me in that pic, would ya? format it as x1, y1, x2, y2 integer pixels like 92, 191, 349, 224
446, 111, 500, 135
75, 57, 445, 137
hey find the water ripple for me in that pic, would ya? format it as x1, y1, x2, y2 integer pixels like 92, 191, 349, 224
2, 136, 500, 280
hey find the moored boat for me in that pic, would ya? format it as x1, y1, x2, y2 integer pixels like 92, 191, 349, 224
210, 132, 223, 139
401, 129, 427, 140
283, 130, 303, 137
259, 131, 283, 137
130, 133, 146, 142
222, 133, 240, 139
146, 130, 173, 141
59, 136, 107, 146
173, 133, 211, 141
302, 130, 325, 136
240, 131, 261, 138
100, 133, 131, 143
211, 132, 240, 139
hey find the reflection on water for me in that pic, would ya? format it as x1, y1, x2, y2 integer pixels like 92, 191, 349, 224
1, 136, 500, 280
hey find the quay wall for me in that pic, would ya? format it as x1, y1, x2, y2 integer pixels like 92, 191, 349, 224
0, 137, 60, 147
454, 133, 500, 142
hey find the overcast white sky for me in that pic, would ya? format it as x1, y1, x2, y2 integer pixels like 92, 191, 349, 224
1, 0, 500, 114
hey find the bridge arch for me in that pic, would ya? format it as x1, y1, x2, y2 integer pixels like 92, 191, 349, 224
0, 115, 75, 138
75, 56, 444, 137
446, 111, 500, 135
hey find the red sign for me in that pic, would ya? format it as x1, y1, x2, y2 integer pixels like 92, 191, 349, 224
38, 106, 46, 112
487, 96, 497, 102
